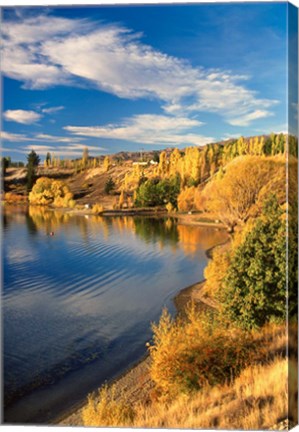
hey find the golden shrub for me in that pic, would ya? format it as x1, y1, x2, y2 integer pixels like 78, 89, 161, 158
4, 192, 27, 203
148, 306, 256, 397
165, 202, 175, 213
29, 177, 74, 207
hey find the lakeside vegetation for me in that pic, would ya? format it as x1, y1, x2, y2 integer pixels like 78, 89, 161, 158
2, 132, 298, 429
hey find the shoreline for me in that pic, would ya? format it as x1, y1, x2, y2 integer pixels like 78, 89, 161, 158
57, 280, 208, 427
3, 203, 228, 426
57, 236, 227, 427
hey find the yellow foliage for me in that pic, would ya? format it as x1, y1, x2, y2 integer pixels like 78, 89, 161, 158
203, 155, 287, 231
148, 306, 256, 397
169, 148, 182, 177
118, 190, 126, 208
177, 186, 196, 211
28, 177, 74, 207
165, 202, 174, 213
204, 246, 231, 296
103, 156, 111, 172
158, 151, 168, 176
4, 192, 27, 203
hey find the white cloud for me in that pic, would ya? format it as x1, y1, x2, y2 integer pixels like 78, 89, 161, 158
65, 114, 213, 146
3, 109, 42, 124
2, 13, 278, 126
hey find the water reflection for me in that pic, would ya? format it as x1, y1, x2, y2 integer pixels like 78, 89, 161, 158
3, 206, 226, 257
3, 206, 227, 424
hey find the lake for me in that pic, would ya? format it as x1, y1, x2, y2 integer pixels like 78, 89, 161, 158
2, 206, 227, 424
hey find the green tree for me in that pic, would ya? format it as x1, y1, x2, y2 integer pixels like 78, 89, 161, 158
105, 177, 115, 194
153, 151, 160, 163
26, 150, 40, 192
135, 176, 180, 208
46, 152, 51, 167
219, 195, 293, 329
1, 157, 9, 178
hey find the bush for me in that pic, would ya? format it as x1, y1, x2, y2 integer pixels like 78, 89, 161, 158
219, 195, 293, 329
165, 202, 175, 213
148, 306, 256, 397
28, 177, 75, 208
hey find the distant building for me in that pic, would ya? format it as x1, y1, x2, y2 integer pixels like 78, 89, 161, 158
132, 161, 148, 166
150, 160, 158, 165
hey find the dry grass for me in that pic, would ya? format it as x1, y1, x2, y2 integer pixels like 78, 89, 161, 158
132, 357, 288, 430
82, 321, 292, 430
82, 357, 289, 430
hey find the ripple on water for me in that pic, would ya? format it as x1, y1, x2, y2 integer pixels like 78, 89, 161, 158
3, 209, 227, 423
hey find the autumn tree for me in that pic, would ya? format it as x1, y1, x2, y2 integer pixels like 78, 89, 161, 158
82, 146, 89, 169
103, 156, 111, 172
177, 186, 196, 212
169, 148, 182, 177
158, 151, 168, 176
204, 156, 286, 232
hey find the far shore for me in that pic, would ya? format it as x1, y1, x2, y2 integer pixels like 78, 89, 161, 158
3, 201, 226, 229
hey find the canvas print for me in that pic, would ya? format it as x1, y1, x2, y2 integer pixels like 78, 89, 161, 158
1, 1, 298, 429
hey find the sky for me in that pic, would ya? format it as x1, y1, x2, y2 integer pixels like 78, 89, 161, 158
0, 2, 291, 161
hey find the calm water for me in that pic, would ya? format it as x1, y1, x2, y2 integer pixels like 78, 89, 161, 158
2, 206, 226, 424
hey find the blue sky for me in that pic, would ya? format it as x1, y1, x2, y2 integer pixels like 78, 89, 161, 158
1, 2, 289, 161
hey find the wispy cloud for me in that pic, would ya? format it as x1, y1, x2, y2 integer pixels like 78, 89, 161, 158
0, 130, 104, 158
1, 131, 84, 143
2, 13, 278, 127
229, 109, 273, 127
3, 109, 42, 124
0, 131, 34, 142
19, 143, 107, 157
41, 106, 65, 114
65, 114, 213, 146
34, 133, 83, 143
